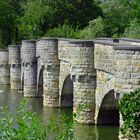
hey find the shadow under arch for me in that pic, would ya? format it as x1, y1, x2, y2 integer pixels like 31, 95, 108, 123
37, 67, 43, 97
97, 90, 119, 125
60, 74, 73, 108
21, 72, 24, 91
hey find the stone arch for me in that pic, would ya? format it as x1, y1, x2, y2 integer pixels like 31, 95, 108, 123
37, 66, 43, 97
97, 90, 119, 125
60, 74, 73, 107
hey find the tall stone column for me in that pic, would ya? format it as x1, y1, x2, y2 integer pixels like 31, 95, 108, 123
0, 50, 10, 85
21, 40, 37, 97
8, 45, 21, 89
69, 40, 96, 124
37, 38, 60, 107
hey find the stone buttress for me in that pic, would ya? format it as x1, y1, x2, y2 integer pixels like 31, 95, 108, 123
21, 40, 37, 97
8, 45, 21, 89
37, 38, 60, 107
0, 49, 10, 85
69, 40, 96, 124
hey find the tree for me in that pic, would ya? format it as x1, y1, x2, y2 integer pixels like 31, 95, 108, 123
0, 0, 16, 47
124, 19, 140, 39
45, 0, 103, 29
19, 0, 47, 39
100, 0, 130, 37
80, 17, 105, 39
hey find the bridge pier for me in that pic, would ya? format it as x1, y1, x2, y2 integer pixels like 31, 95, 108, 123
37, 38, 60, 107
69, 40, 96, 124
21, 40, 37, 97
8, 45, 21, 89
0, 50, 10, 85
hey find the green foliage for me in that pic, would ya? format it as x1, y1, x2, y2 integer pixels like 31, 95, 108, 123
45, 0, 103, 29
0, 99, 47, 140
100, 0, 129, 37
19, 0, 47, 39
0, 99, 74, 140
47, 114, 74, 140
123, 19, 140, 39
80, 17, 105, 39
0, 0, 16, 47
46, 24, 80, 39
119, 89, 140, 140
1, 0, 140, 47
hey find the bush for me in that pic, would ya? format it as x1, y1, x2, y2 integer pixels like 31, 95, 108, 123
46, 24, 80, 39
0, 99, 74, 140
79, 17, 105, 39
119, 88, 140, 140
123, 19, 140, 39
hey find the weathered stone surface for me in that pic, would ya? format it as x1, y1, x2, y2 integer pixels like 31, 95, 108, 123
0, 50, 10, 85
8, 45, 21, 89
36, 38, 60, 107
21, 40, 37, 97
69, 40, 96, 124
3, 37, 140, 128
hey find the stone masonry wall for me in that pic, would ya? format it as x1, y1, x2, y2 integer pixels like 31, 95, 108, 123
37, 38, 60, 107
0, 50, 10, 85
94, 41, 118, 124
69, 40, 96, 124
58, 38, 73, 107
59, 61, 71, 107
21, 40, 37, 97
94, 41, 116, 74
114, 45, 140, 94
58, 38, 74, 62
8, 45, 21, 89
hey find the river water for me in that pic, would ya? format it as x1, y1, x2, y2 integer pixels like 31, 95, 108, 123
0, 85, 119, 140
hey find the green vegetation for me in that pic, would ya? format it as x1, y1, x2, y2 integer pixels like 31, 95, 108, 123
0, 99, 74, 140
79, 17, 105, 39
119, 88, 140, 140
46, 24, 80, 39
0, 0, 140, 48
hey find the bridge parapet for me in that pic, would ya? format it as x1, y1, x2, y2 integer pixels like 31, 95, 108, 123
94, 40, 117, 74
58, 38, 74, 62
119, 38, 140, 45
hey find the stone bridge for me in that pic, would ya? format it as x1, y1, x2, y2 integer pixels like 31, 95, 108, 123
0, 38, 139, 125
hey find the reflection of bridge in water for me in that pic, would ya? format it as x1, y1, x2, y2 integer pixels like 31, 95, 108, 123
0, 38, 139, 125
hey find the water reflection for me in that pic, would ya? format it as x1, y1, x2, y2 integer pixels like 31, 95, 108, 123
0, 85, 119, 140
73, 124, 98, 140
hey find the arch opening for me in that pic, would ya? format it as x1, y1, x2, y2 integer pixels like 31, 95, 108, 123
61, 75, 73, 108
97, 90, 119, 125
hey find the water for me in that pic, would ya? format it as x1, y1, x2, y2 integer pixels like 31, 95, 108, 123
0, 85, 119, 140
